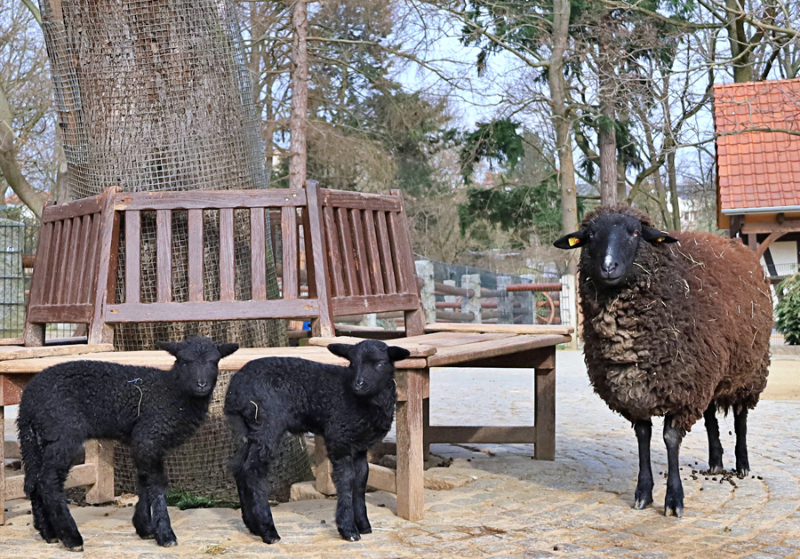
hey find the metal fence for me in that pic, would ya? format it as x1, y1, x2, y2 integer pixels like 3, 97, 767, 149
0, 220, 28, 339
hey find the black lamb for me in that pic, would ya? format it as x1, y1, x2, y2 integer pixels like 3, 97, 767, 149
555, 206, 771, 517
224, 339, 411, 543
17, 336, 238, 551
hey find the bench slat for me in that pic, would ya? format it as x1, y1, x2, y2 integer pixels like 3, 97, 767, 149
156, 210, 172, 303
81, 213, 102, 305
125, 211, 141, 304
104, 299, 321, 322
73, 215, 91, 304
362, 210, 383, 295
54, 218, 73, 305
324, 206, 345, 298
281, 207, 298, 299
336, 207, 358, 296
375, 211, 397, 294
219, 208, 235, 301
188, 209, 204, 302
350, 209, 372, 296
45, 221, 63, 305
115, 189, 307, 210
64, 217, 81, 304
29, 221, 52, 306
251, 207, 267, 300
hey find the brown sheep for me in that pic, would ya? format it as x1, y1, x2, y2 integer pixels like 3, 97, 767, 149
555, 205, 772, 517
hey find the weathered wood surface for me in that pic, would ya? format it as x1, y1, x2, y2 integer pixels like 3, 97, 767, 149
0, 344, 113, 361
424, 323, 574, 335
114, 189, 307, 210
424, 426, 537, 444
307, 336, 437, 358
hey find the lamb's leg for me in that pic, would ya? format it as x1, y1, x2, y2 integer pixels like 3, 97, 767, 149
132, 468, 154, 539
663, 417, 684, 518
330, 454, 360, 541
633, 420, 653, 509
39, 441, 84, 551
352, 451, 371, 534
734, 407, 750, 477
132, 450, 176, 547
232, 439, 280, 544
704, 402, 724, 473
21, 435, 58, 543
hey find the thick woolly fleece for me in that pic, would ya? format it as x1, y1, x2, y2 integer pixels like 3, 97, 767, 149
579, 206, 772, 433
18, 336, 238, 551
224, 339, 410, 544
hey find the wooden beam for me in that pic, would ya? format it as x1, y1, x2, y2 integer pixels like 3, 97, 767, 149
424, 426, 536, 444
756, 231, 786, 259
742, 219, 800, 235
366, 463, 396, 493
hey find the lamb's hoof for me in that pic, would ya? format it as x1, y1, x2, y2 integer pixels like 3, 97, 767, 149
155, 531, 178, 547
339, 528, 361, 542
736, 468, 749, 478
633, 496, 652, 510
260, 533, 281, 545
61, 535, 84, 552
664, 498, 684, 518
45, 537, 60, 544
358, 526, 372, 535
633, 485, 653, 510
64, 544, 84, 552
707, 465, 724, 474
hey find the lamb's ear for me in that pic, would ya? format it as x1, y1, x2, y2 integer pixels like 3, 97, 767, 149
327, 343, 352, 360
157, 341, 183, 356
217, 343, 239, 359
553, 229, 587, 250
641, 226, 678, 245
387, 346, 411, 362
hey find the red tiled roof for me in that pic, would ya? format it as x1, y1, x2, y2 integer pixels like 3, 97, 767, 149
714, 78, 800, 212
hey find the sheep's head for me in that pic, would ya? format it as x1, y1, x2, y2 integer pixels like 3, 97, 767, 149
553, 206, 677, 289
158, 337, 239, 397
327, 340, 411, 397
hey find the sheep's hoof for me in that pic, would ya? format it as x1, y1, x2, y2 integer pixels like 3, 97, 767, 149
64, 543, 84, 552
707, 465, 724, 474
260, 533, 281, 545
339, 529, 361, 542
736, 468, 749, 478
43, 535, 60, 544
155, 532, 178, 547
633, 497, 652, 510
664, 503, 683, 518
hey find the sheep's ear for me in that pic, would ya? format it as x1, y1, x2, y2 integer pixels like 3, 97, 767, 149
641, 226, 678, 245
387, 346, 411, 362
327, 343, 352, 360
157, 341, 183, 356
217, 343, 239, 359
553, 230, 587, 250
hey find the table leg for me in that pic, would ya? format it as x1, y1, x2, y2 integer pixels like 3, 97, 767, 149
534, 347, 556, 460
0, 405, 5, 525
396, 368, 427, 521
422, 397, 430, 461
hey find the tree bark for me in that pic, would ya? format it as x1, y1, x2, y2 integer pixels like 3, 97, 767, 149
549, 0, 578, 275
0, 82, 46, 218
725, 0, 753, 83
289, 0, 309, 190
597, 14, 618, 205
667, 150, 681, 231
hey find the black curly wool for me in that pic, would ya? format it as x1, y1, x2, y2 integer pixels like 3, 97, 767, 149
17, 336, 238, 551
224, 339, 410, 544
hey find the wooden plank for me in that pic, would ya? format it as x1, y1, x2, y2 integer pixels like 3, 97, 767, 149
396, 368, 426, 521
281, 207, 298, 299
0, 374, 35, 405
335, 207, 359, 296
742, 219, 800, 235
424, 426, 536, 444
45, 220, 63, 304
400, 331, 516, 347
426, 334, 571, 368
188, 209, 204, 302
27, 304, 93, 323
115, 189, 307, 210
307, 336, 437, 358
105, 299, 320, 322
27, 221, 52, 305
0, 405, 4, 522
534, 349, 556, 461
362, 210, 383, 294
250, 207, 267, 300
41, 193, 105, 223
63, 217, 81, 304
425, 323, 574, 335
72, 215, 92, 304
125, 210, 141, 304
156, 210, 172, 303
4, 440, 19, 460
349, 209, 372, 295
324, 206, 345, 298
53, 217, 73, 304
386, 210, 413, 293
305, 181, 334, 337
0, 344, 113, 362
0, 338, 22, 346
89, 187, 121, 345
85, 440, 115, 504
314, 438, 336, 496
331, 293, 421, 317
367, 463, 396, 493
80, 212, 102, 305
375, 211, 397, 293
320, 189, 402, 212
219, 208, 235, 301
301, 206, 316, 296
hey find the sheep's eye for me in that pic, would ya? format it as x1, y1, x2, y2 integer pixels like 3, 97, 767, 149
631, 231, 639, 237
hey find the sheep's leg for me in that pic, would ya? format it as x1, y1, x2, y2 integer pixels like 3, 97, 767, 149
352, 451, 371, 534
704, 402, 724, 473
232, 439, 280, 544
734, 408, 750, 477
663, 417, 684, 518
20, 434, 58, 543
132, 468, 154, 539
330, 454, 360, 541
132, 449, 177, 547
633, 420, 653, 509
39, 441, 84, 551
31, 487, 59, 544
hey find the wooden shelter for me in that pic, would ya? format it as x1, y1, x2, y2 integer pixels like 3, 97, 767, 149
714, 78, 800, 279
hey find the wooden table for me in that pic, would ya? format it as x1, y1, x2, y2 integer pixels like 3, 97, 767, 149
0, 331, 569, 522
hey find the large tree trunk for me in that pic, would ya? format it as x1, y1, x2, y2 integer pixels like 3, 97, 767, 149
667, 151, 681, 231
725, 0, 754, 83
550, 0, 578, 275
289, 0, 308, 190
597, 14, 618, 206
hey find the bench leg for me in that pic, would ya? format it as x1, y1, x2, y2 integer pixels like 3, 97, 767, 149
396, 369, 426, 521
314, 437, 336, 496
422, 398, 431, 461
85, 440, 114, 504
534, 349, 556, 461
0, 405, 5, 525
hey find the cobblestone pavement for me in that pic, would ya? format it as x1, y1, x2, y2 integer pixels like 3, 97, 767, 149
2, 351, 800, 559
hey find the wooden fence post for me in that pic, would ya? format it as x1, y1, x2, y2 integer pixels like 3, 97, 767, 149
496, 275, 513, 324
462, 274, 481, 324
565, 274, 579, 350
416, 260, 436, 324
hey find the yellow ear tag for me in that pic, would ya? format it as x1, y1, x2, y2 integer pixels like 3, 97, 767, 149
657, 237, 665, 243
568, 237, 580, 247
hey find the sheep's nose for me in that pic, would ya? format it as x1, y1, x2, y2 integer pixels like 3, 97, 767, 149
354, 379, 366, 391
196, 380, 209, 390
600, 261, 618, 276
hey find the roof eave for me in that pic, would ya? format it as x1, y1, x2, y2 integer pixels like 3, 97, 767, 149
721, 205, 800, 215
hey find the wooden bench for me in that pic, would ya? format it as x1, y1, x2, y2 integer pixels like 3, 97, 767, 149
0, 181, 571, 524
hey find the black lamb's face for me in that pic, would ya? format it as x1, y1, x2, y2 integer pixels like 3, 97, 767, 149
327, 340, 411, 397
158, 337, 239, 397
553, 212, 678, 290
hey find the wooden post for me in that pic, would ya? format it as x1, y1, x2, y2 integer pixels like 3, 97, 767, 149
497, 275, 513, 324
534, 348, 556, 460
0, 404, 4, 525
396, 368, 426, 521
416, 260, 436, 324
461, 274, 481, 324
314, 437, 336, 496
85, 440, 114, 504
566, 274, 578, 350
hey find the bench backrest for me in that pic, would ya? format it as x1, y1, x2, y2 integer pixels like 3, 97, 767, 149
24, 182, 424, 346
